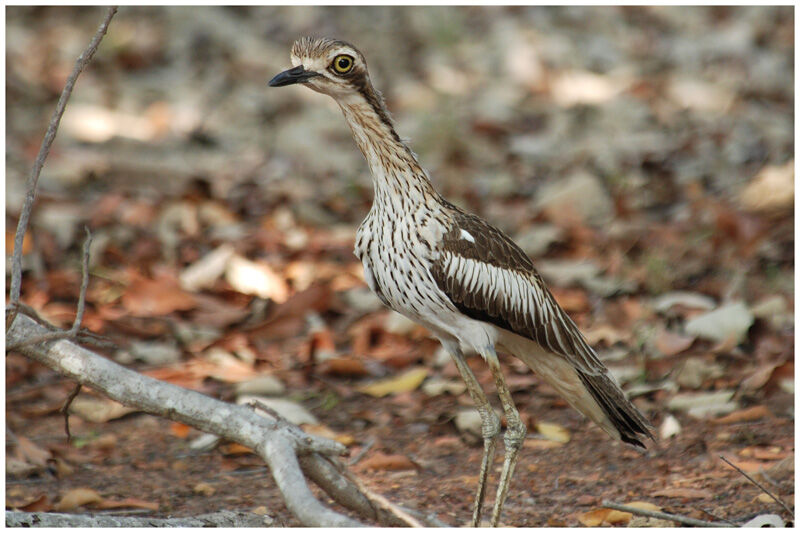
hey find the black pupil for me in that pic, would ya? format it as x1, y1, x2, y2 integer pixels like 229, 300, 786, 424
338, 58, 350, 70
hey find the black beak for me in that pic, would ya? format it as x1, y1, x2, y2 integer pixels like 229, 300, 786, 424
268, 65, 319, 87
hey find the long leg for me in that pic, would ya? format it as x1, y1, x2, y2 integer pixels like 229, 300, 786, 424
482, 345, 527, 527
439, 339, 500, 526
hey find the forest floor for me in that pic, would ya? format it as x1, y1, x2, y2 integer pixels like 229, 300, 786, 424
6, 5, 794, 527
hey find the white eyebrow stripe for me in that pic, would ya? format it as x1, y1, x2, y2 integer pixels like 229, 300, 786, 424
460, 229, 475, 243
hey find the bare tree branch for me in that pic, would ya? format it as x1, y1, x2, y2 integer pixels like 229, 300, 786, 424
600, 500, 728, 527
7, 313, 443, 527
6, 510, 273, 527
8, 6, 116, 317
719, 455, 794, 518
62, 383, 83, 442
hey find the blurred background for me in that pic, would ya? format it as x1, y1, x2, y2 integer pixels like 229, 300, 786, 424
6, 6, 794, 526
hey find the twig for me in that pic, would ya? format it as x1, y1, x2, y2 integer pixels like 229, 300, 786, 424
69, 227, 93, 333
697, 506, 738, 527
349, 437, 375, 466
719, 455, 794, 518
7, 6, 117, 321
600, 500, 728, 527
61, 384, 83, 443
6, 228, 94, 352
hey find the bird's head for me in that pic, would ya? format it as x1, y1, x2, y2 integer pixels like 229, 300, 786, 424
269, 37, 370, 101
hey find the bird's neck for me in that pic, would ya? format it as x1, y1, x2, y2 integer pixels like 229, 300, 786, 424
337, 95, 438, 208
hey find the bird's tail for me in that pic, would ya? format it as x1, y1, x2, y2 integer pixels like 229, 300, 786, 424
502, 334, 654, 448
575, 370, 653, 448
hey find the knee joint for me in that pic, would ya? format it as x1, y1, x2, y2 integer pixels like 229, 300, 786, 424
504, 420, 527, 450
480, 410, 501, 440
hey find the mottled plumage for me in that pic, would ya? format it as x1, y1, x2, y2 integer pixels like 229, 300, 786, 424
270, 37, 653, 527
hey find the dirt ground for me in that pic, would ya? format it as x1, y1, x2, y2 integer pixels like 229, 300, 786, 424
6, 5, 794, 528
6, 351, 794, 526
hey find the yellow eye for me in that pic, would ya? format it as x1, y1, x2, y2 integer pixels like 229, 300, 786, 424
332, 54, 354, 74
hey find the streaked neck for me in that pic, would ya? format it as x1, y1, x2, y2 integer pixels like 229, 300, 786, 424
337, 95, 436, 205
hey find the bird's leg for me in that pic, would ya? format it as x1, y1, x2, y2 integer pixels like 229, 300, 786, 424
483, 346, 527, 527
442, 341, 500, 527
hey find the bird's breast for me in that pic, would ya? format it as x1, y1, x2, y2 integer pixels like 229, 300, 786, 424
354, 209, 451, 321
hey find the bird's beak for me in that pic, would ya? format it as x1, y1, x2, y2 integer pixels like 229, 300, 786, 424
268, 65, 320, 87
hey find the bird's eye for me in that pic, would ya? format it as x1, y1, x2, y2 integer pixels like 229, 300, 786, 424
332, 54, 354, 74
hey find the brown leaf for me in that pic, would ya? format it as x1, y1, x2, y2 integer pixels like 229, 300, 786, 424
19, 494, 51, 512
652, 487, 712, 500
712, 405, 770, 424
122, 270, 196, 317
170, 422, 191, 438
220, 443, 254, 456
741, 364, 779, 391
358, 368, 428, 398
319, 357, 369, 377
359, 451, 417, 471
14, 435, 52, 467
6, 229, 33, 254
550, 287, 590, 313
55, 488, 104, 511
583, 324, 630, 346
605, 510, 633, 525
95, 497, 160, 511
301, 424, 355, 446
739, 446, 790, 461
655, 329, 695, 356
578, 508, 611, 527
68, 396, 137, 423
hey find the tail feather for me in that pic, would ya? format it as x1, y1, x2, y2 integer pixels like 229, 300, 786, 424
577, 371, 653, 448
500, 331, 654, 448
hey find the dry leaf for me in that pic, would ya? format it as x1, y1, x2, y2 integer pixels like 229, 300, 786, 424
359, 452, 417, 471
226, 255, 288, 303
652, 487, 712, 500
524, 439, 564, 450
220, 443, 254, 456
578, 508, 610, 527
624, 501, 662, 512
535, 422, 571, 443
660, 414, 682, 439
301, 424, 355, 446
193, 482, 216, 496
713, 405, 770, 425
56, 488, 103, 511
655, 329, 695, 356
95, 497, 159, 511
739, 160, 794, 213
19, 494, 51, 512
605, 510, 632, 525
179, 243, 235, 291
170, 422, 192, 438
122, 270, 196, 317
69, 396, 137, 423
319, 357, 368, 377
358, 367, 428, 398
739, 446, 789, 461
14, 435, 52, 467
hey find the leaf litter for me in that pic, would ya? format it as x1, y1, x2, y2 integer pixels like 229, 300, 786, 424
5, 5, 793, 527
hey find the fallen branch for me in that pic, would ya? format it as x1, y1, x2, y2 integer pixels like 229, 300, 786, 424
6, 510, 272, 527
600, 500, 729, 527
7, 313, 437, 526
719, 455, 794, 518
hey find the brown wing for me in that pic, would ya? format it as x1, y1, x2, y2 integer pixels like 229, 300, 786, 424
431, 204, 607, 375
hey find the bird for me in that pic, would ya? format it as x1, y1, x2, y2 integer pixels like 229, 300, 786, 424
269, 36, 653, 527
